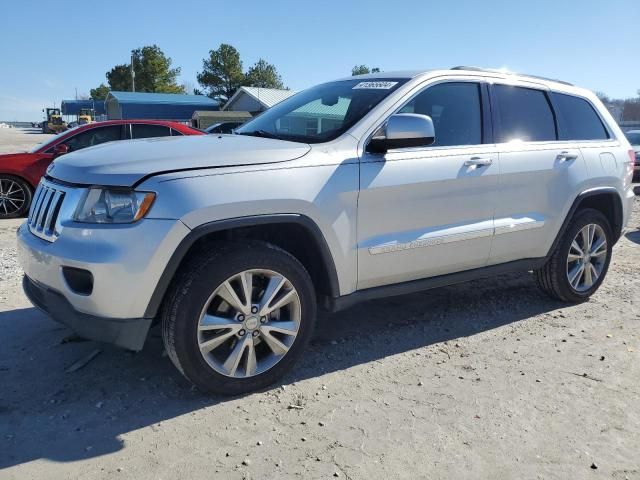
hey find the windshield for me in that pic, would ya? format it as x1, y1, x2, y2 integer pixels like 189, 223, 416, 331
235, 78, 408, 143
29, 125, 82, 153
626, 131, 640, 145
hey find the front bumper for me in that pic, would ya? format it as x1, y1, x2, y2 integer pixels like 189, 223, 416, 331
17, 217, 191, 348
23, 275, 151, 350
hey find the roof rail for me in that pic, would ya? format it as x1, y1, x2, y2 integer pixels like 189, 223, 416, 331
450, 66, 573, 86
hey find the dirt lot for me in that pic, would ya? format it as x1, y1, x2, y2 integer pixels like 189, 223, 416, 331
1, 128, 639, 479
0, 126, 52, 154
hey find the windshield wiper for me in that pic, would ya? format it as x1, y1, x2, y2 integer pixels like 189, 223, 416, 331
236, 129, 281, 140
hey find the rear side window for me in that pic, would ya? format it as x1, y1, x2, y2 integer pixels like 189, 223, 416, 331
131, 124, 171, 139
170, 128, 184, 136
399, 82, 482, 147
62, 125, 122, 152
551, 93, 609, 140
494, 85, 556, 142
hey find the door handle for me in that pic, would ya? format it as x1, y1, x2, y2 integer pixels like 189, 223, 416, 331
464, 156, 493, 167
557, 151, 579, 162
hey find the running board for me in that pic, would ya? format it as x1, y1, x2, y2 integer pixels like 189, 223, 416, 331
323, 258, 546, 312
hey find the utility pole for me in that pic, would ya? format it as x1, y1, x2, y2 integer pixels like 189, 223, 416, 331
131, 54, 136, 92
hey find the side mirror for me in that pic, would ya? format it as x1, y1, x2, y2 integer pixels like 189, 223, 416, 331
53, 143, 69, 157
367, 113, 435, 153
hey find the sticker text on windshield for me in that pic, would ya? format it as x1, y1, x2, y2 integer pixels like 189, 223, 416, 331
352, 81, 398, 90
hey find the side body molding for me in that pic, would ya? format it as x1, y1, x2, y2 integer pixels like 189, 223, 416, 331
144, 214, 341, 319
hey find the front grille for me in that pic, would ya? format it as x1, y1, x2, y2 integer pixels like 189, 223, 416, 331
28, 182, 66, 242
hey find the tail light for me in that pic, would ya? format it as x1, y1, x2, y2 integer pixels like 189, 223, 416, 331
625, 149, 635, 183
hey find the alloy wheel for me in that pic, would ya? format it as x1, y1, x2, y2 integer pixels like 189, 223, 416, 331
0, 178, 27, 217
566, 223, 607, 292
197, 269, 302, 378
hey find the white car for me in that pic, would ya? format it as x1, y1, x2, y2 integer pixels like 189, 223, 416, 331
625, 130, 640, 180
18, 67, 636, 394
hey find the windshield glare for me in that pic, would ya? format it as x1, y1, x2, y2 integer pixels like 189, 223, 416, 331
235, 79, 408, 143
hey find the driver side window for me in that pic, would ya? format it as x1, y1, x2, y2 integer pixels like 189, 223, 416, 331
398, 82, 482, 147
63, 125, 122, 152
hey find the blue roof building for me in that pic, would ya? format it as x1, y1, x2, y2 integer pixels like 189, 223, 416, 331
105, 91, 219, 121
60, 99, 106, 116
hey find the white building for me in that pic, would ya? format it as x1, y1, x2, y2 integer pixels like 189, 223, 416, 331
223, 87, 296, 114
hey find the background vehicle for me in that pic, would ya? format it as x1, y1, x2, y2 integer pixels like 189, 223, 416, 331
77, 108, 95, 125
625, 130, 640, 181
17, 69, 635, 395
41, 108, 66, 134
0, 120, 204, 218
205, 121, 246, 134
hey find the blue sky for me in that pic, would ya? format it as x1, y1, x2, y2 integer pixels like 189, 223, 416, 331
1, 0, 638, 121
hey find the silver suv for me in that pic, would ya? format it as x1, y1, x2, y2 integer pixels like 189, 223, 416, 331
18, 68, 636, 394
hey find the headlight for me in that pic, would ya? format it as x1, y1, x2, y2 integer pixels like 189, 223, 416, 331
74, 187, 156, 224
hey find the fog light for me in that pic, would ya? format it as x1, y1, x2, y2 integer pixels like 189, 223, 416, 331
62, 267, 94, 296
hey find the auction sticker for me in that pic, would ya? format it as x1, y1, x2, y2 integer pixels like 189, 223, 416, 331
353, 81, 398, 89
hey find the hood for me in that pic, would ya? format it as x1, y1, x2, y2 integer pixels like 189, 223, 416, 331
47, 134, 311, 186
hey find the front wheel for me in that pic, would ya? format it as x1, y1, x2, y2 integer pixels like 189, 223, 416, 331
162, 241, 317, 395
535, 208, 613, 302
0, 175, 32, 219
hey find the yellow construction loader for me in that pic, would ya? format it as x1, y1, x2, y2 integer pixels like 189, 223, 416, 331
78, 108, 95, 125
42, 108, 66, 134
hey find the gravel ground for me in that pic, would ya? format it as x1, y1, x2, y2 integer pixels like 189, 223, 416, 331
0, 127, 52, 154
1, 128, 639, 479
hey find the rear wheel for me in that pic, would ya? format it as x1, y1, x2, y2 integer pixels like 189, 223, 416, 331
0, 175, 32, 219
535, 208, 613, 302
162, 241, 316, 395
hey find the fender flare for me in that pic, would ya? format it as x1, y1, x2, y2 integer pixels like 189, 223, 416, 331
143, 214, 340, 318
546, 186, 624, 257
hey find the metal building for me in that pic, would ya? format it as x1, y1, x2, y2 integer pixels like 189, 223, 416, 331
223, 87, 296, 114
105, 91, 219, 121
60, 99, 106, 116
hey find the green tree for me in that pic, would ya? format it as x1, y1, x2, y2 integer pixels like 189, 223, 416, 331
131, 45, 184, 93
90, 83, 110, 100
351, 65, 381, 76
106, 64, 133, 91
95, 45, 184, 94
244, 59, 285, 89
352, 65, 369, 76
197, 44, 245, 101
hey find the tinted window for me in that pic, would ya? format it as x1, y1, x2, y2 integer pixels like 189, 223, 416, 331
399, 82, 482, 147
626, 131, 640, 145
494, 85, 556, 142
62, 125, 122, 152
131, 124, 171, 139
171, 128, 184, 136
551, 93, 609, 140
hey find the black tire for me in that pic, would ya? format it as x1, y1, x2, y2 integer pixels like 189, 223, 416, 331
535, 208, 613, 302
0, 175, 33, 219
162, 241, 317, 395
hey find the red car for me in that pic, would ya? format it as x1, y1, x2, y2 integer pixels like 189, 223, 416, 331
0, 120, 204, 218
